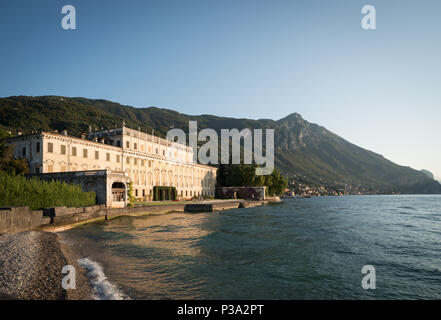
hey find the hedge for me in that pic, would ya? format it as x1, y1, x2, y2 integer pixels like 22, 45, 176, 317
0, 172, 96, 210
153, 186, 177, 201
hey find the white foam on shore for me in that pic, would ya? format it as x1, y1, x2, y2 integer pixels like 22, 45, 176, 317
78, 257, 128, 300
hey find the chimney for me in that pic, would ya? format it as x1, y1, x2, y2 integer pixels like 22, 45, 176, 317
62, 130, 68, 136
81, 133, 86, 139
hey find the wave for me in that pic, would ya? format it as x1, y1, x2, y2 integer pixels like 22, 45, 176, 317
397, 206, 416, 211
78, 257, 128, 300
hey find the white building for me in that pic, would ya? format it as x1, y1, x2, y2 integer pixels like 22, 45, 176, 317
6, 126, 217, 204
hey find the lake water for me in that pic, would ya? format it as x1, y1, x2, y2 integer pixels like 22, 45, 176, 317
61, 195, 441, 299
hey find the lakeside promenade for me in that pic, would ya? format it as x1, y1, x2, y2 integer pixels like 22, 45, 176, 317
1, 198, 279, 234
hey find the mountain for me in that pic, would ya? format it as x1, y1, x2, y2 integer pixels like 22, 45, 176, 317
420, 169, 434, 180
1, 95, 440, 194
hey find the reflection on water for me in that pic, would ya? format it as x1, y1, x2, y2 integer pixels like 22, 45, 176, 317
126, 213, 213, 258
62, 212, 218, 299
62, 195, 441, 299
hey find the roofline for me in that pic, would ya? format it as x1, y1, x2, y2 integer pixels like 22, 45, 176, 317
4, 131, 217, 171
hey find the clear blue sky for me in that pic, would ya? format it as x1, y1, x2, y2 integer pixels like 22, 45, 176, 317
1, 0, 440, 180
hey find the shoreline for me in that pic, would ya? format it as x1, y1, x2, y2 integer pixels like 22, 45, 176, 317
39, 198, 278, 233
40, 208, 179, 233
0, 198, 279, 300
57, 233, 94, 300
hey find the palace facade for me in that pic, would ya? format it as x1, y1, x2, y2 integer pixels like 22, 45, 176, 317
6, 126, 217, 205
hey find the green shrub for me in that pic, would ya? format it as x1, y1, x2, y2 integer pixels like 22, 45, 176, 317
0, 172, 96, 210
0, 143, 29, 175
127, 181, 135, 207
152, 186, 177, 201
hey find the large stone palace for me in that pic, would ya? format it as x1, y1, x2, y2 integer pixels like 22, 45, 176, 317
5, 126, 217, 207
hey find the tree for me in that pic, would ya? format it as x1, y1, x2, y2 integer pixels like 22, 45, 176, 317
0, 143, 28, 175
265, 168, 288, 196
127, 181, 135, 207
0, 128, 11, 140
216, 164, 287, 196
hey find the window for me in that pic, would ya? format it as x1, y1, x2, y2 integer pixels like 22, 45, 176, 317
48, 143, 53, 153
61, 145, 66, 155
116, 155, 120, 163
48, 165, 54, 173
126, 157, 130, 164
83, 149, 88, 158
72, 147, 77, 156
22, 147, 26, 157
95, 151, 99, 160
126, 141, 130, 148
134, 143, 137, 150
141, 159, 144, 166
135, 189, 138, 197
156, 148, 158, 154
134, 158, 137, 165
163, 150, 165, 156
142, 189, 145, 197
117, 140, 121, 147
106, 153, 110, 161
36, 142, 40, 153
35, 167, 40, 174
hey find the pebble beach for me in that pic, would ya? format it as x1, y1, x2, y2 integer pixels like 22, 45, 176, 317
0, 231, 92, 300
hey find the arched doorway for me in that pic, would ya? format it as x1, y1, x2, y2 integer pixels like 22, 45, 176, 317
112, 182, 126, 208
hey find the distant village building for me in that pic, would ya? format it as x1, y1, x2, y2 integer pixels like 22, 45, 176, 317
5, 126, 217, 207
